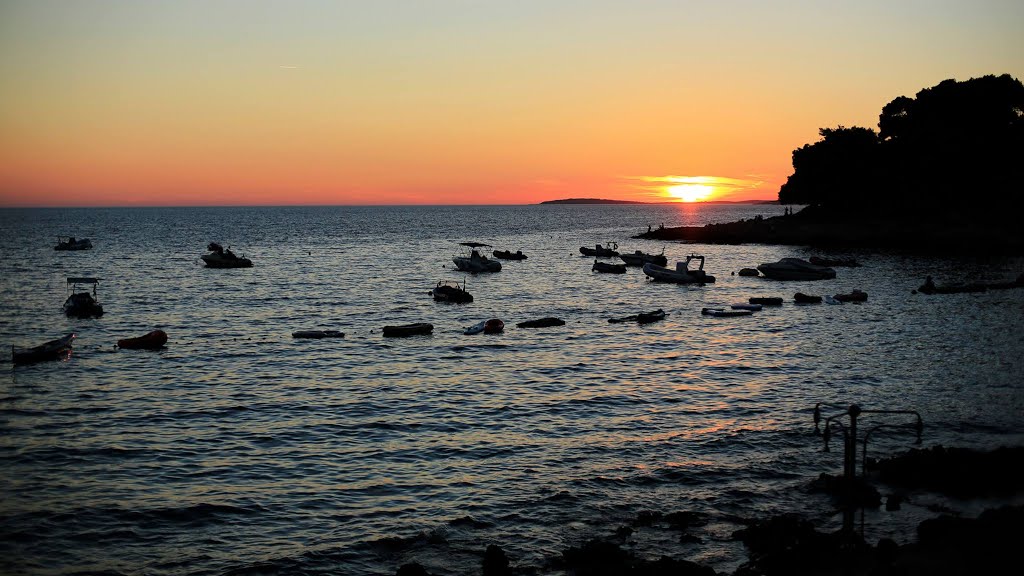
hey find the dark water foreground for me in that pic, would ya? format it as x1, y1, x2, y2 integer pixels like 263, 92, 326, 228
1, 205, 1022, 575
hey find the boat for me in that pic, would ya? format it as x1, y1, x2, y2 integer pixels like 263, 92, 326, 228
292, 330, 345, 339
431, 280, 473, 303
592, 260, 626, 274
516, 317, 565, 328
757, 258, 835, 280
824, 295, 843, 305
609, 309, 667, 324
383, 323, 434, 337
702, 308, 752, 318
63, 277, 104, 318
464, 321, 486, 335
201, 242, 253, 268
731, 303, 763, 311
833, 289, 868, 303
749, 297, 784, 306
642, 254, 716, 284
492, 249, 528, 260
12, 333, 75, 365
636, 309, 666, 324
117, 330, 168, 349
794, 292, 823, 304
484, 319, 504, 334
580, 242, 619, 257
453, 242, 502, 273
738, 268, 760, 277
619, 249, 667, 267
54, 236, 92, 251
809, 256, 861, 267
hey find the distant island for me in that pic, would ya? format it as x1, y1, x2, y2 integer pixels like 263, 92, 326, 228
540, 198, 777, 205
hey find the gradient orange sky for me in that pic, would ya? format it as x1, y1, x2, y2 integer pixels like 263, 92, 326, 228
1, 1, 1021, 207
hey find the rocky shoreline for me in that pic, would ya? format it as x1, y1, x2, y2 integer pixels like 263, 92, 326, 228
634, 207, 1024, 254
394, 446, 1024, 575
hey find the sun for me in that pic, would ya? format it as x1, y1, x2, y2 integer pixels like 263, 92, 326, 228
666, 184, 713, 202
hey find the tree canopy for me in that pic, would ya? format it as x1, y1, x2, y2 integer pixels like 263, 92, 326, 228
779, 74, 1024, 218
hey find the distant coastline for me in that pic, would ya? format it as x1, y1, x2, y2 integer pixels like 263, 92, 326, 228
539, 198, 777, 205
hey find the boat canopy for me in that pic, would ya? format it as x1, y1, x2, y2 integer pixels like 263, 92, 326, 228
67, 277, 99, 284
459, 242, 492, 248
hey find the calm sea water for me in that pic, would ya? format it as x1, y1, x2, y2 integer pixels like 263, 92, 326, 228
1, 204, 1022, 575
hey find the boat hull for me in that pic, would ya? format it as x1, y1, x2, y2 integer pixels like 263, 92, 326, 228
757, 258, 835, 280
12, 333, 75, 364
642, 263, 715, 284
117, 330, 168, 349
382, 323, 434, 337
201, 254, 253, 268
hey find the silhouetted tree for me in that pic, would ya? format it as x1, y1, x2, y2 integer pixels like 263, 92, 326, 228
781, 74, 1024, 219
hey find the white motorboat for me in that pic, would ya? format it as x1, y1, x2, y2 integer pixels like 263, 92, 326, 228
453, 242, 502, 273
643, 254, 716, 284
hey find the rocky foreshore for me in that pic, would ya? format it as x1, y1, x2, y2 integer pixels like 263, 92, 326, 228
634, 207, 1024, 254
394, 446, 1024, 576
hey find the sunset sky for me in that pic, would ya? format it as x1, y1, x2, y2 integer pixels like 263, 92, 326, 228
1, 1, 1021, 207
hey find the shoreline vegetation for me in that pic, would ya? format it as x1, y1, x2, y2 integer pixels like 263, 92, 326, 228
395, 446, 1024, 576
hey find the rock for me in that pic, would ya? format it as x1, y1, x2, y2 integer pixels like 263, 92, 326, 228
482, 544, 512, 576
395, 562, 430, 576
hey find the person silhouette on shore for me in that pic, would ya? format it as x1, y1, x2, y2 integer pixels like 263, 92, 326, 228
647, 225, 652, 233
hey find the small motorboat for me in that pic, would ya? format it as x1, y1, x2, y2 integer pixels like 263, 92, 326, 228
12, 333, 75, 365
492, 249, 528, 260
383, 323, 434, 337
749, 296, 784, 306
516, 317, 565, 328
292, 330, 345, 339
809, 256, 860, 267
702, 308, 752, 318
201, 242, 253, 268
54, 236, 92, 251
619, 249, 667, 267
609, 309, 666, 324
431, 280, 473, 303
757, 258, 835, 280
453, 242, 502, 273
794, 292, 823, 304
580, 242, 619, 257
117, 330, 168, 349
643, 254, 716, 284
593, 260, 626, 274
731, 303, 762, 311
63, 277, 104, 318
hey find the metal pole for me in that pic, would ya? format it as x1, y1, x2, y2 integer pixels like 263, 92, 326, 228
843, 404, 861, 533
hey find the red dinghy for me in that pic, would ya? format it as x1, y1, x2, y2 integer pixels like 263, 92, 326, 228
483, 319, 504, 334
117, 330, 168, 350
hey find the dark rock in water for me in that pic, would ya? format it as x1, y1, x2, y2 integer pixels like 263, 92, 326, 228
561, 538, 717, 576
733, 514, 866, 576
482, 544, 512, 576
396, 562, 430, 576
870, 446, 1024, 498
516, 317, 566, 328
738, 267, 760, 276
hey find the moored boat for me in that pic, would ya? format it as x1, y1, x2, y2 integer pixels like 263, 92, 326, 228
292, 330, 345, 339
383, 323, 434, 337
63, 277, 103, 318
794, 292, 823, 304
731, 303, 762, 311
12, 333, 75, 365
431, 280, 473, 303
757, 258, 835, 280
749, 297, 784, 306
54, 236, 92, 251
492, 249, 528, 260
580, 242, 619, 257
453, 242, 502, 273
593, 260, 626, 274
636, 309, 666, 324
619, 249, 667, 267
643, 254, 716, 284
516, 317, 565, 328
702, 307, 752, 318
117, 330, 168, 349
833, 289, 868, 302
201, 242, 253, 268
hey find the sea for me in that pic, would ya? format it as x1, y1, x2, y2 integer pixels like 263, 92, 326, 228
1, 204, 1022, 576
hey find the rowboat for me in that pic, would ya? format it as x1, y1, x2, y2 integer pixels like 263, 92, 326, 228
702, 308, 752, 318
382, 323, 434, 337
117, 330, 168, 349
12, 333, 75, 364
292, 330, 345, 339
757, 258, 835, 280
592, 260, 626, 274
492, 249, 528, 260
749, 297, 784, 306
516, 317, 565, 328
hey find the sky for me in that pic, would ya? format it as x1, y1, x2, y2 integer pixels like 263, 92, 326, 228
1, 0, 1021, 207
